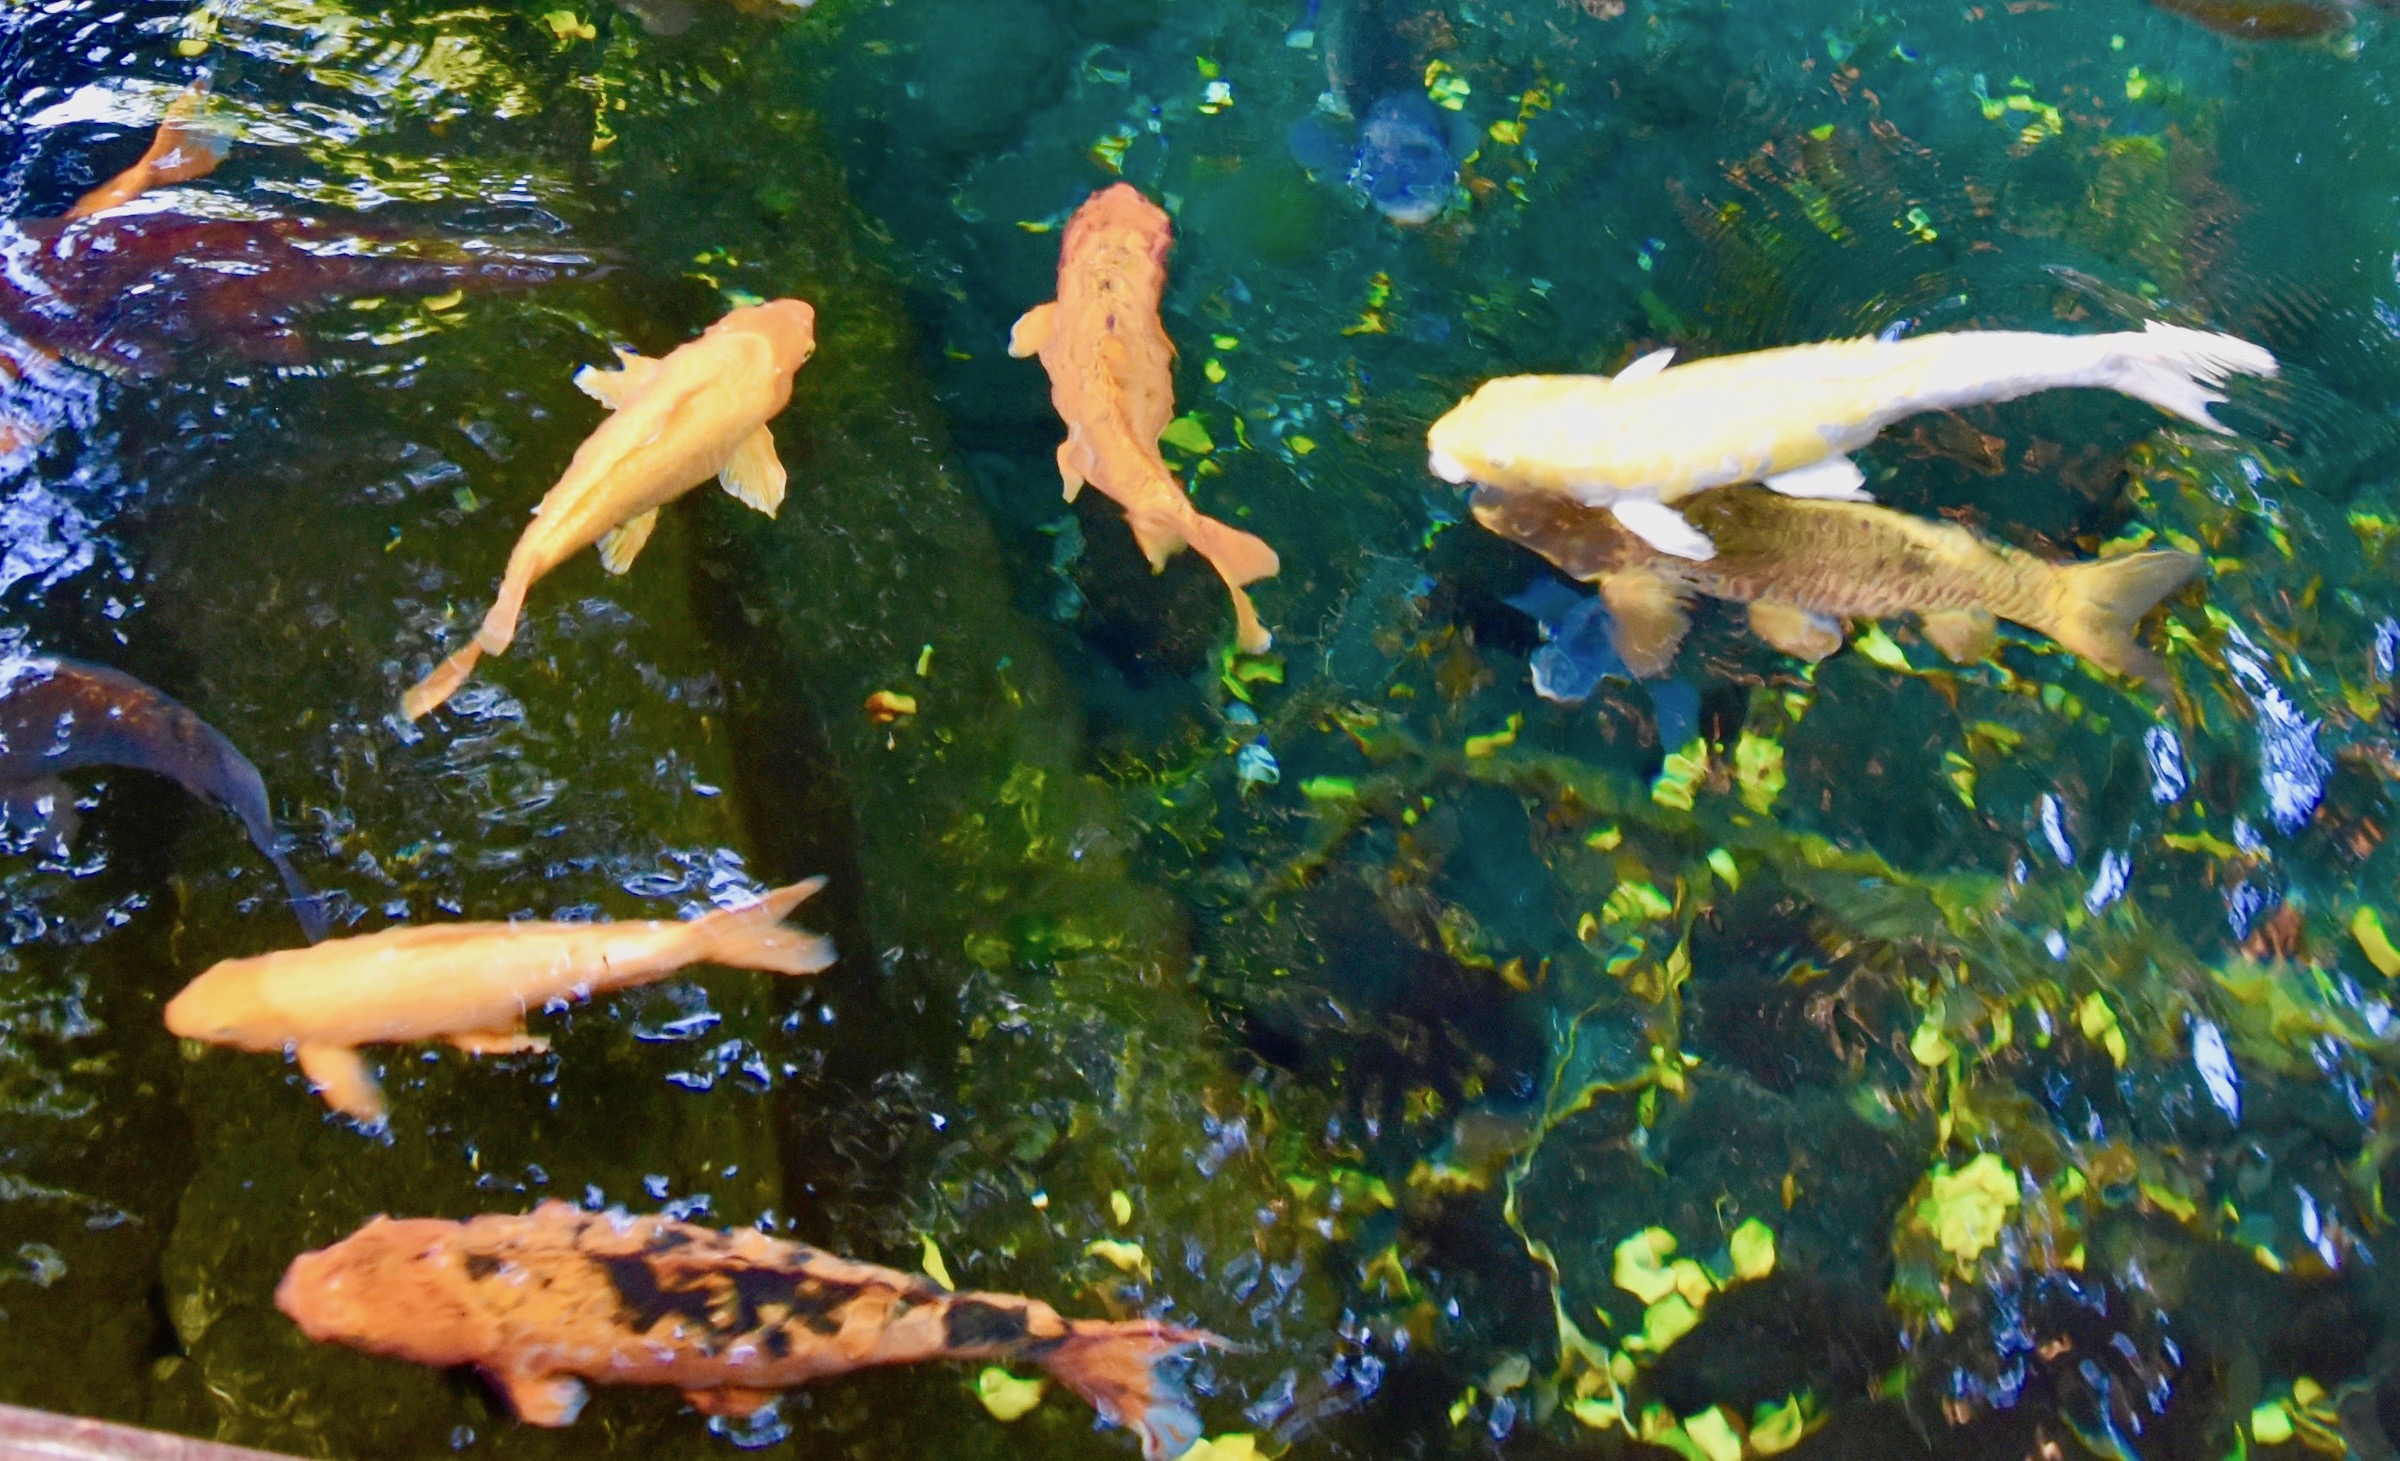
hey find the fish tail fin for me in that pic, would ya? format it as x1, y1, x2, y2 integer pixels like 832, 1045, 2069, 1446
2095, 322, 2280, 432
693, 877, 835, 975
402, 568, 535, 720
1179, 509, 1282, 654
400, 642, 483, 721
1037, 1320, 1220, 1461
143, 82, 231, 186
2044, 550, 2203, 691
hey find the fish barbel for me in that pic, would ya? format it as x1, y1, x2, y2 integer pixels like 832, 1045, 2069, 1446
402, 298, 815, 719
163, 879, 832, 1123
1010, 183, 1281, 652
1428, 324, 2277, 560
1470, 483, 2201, 688
277, 1202, 1219, 1458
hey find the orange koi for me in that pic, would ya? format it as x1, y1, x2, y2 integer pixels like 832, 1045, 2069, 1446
1011, 183, 1280, 653
403, 299, 815, 719
163, 880, 832, 1124
277, 1202, 1219, 1458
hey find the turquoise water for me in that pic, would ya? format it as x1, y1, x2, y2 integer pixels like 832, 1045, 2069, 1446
1, 0, 2398, 1455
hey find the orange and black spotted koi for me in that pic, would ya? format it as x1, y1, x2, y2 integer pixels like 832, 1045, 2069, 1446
277, 1202, 1219, 1458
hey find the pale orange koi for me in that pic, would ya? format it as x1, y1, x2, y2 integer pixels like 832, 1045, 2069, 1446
1011, 184, 1280, 653
164, 880, 832, 1124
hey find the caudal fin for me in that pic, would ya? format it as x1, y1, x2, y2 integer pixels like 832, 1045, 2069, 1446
1180, 511, 1282, 654
64, 82, 228, 220
1037, 1319, 1220, 1461
693, 877, 835, 975
2044, 549, 2202, 691
401, 572, 530, 720
139, 84, 231, 187
401, 641, 485, 721
2099, 322, 2279, 433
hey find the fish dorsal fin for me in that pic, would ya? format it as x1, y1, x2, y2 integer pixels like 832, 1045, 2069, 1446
573, 349, 662, 411
1609, 499, 1716, 561
1007, 303, 1057, 359
1762, 454, 1871, 500
718, 427, 787, 517
1598, 569, 1693, 679
1611, 347, 1676, 385
295, 1043, 386, 1126
597, 509, 660, 575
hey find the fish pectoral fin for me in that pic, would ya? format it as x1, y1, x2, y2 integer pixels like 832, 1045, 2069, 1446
1609, 500, 1717, 561
1762, 455, 1871, 501
573, 349, 661, 411
0, 775, 79, 854
1007, 302, 1057, 358
1611, 347, 1676, 384
1597, 570, 1694, 679
718, 427, 787, 517
295, 1043, 387, 1127
596, 509, 660, 575
1055, 435, 1087, 502
685, 1386, 781, 1418
1746, 602, 1845, 662
494, 1370, 589, 1427
1919, 607, 2000, 664
447, 1029, 551, 1056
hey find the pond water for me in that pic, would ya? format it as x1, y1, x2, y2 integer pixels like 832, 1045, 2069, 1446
0, 0, 2396, 1455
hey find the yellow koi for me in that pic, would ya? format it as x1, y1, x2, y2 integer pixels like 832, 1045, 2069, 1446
402, 298, 816, 718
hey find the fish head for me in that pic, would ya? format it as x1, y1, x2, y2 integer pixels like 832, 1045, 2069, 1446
1351, 93, 1458, 226
276, 1217, 499, 1364
161, 964, 283, 1048
1428, 375, 1612, 490
1062, 183, 1173, 276
719, 298, 817, 376
1427, 376, 1537, 485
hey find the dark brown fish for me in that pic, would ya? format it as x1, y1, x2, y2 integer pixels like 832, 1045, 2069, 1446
0, 656, 323, 939
277, 1203, 1219, 1457
2151, 0, 2348, 38
0, 94, 607, 456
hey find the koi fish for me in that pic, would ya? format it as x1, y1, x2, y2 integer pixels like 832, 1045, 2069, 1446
401, 299, 816, 719
0, 655, 324, 939
1426, 324, 2278, 561
1469, 483, 2201, 689
1286, 0, 1475, 224
61, 81, 228, 221
1010, 184, 1281, 653
276, 1202, 1218, 1459
163, 879, 832, 1123
2152, 0, 2348, 39
0, 96, 607, 458
613, 0, 811, 34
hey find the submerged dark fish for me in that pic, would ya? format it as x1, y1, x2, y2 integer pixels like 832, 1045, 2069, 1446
1286, 0, 1472, 224
1504, 577, 1701, 746
2151, 0, 2348, 38
0, 93, 609, 457
0, 656, 324, 939
0, 212, 609, 380
278, 1202, 1219, 1457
